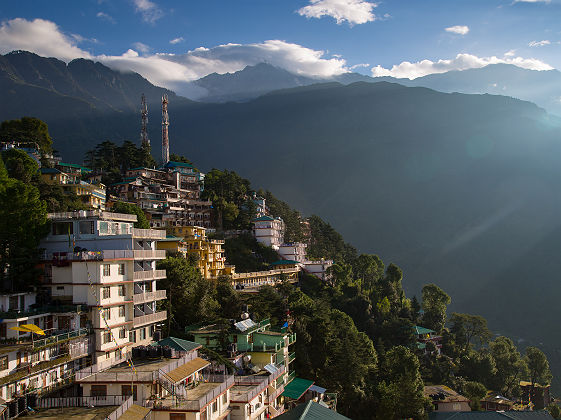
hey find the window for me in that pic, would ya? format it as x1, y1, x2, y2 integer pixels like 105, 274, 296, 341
52, 222, 73, 236
102, 264, 111, 277
105, 352, 111, 359
122, 385, 138, 401
118, 305, 125, 317
129, 330, 136, 343
99, 221, 108, 234
139, 328, 146, 341
119, 328, 126, 339
212, 401, 217, 413
79, 221, 94, 234
103, 331, 111, 344
102, 308, 111, 320
118, 285, 126, 297
118, 264, 125, 275
91, 385, 107, 397
0, 356, 7, 370
102, 287, 111, 299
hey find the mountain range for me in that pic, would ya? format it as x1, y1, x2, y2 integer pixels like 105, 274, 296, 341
3, 51, 561, 388
188, 62, 561, 117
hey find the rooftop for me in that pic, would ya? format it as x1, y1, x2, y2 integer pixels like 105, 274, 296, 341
26, 406, 117, 419
429, 411, 555, 419
282, 377, 314, 400
57, 162, 92, 172
424, 385, 469, 403
47, 210, 137, 222
413, 325, 436, 335
164, 161, 194, 169
153, 336, 201, 352
276, 401, 350, 420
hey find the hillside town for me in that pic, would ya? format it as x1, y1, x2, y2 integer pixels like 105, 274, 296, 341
0, 97, 557, 420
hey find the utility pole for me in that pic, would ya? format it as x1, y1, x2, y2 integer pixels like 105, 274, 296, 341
161, 94, 169, 164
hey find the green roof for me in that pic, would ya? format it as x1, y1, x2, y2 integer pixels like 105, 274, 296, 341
272, 260, 300, 266
413, 326, 435, 335
153, 337, 201, 352
282, 377, 314, 400
165, 161, 194, 168
276, 401, 350, 420
252, 215, 275, 222
40, 168, 62, 174
429, 411, 554, 419
58, 162, 92, 172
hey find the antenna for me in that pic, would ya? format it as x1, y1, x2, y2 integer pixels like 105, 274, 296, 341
161, 94, 169, 164
140, 93, 149, 147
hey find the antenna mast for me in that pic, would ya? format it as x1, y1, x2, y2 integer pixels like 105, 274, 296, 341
140, 93, 150, 147
161, 94, 169, 164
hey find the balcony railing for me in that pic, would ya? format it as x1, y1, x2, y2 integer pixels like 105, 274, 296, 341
231, 376, 269, 403
133, 290, 167, 304
133, 310, 167, 328
37, 395, 129, 409
288, 352, 296, 364
133, 269, 166, 281
132, 228, 166, 239
32, 328, 90, 350
133, 250, 166, 260
286, 370, 296, 384
268, 383, 284, 404
106, 396, 134, 420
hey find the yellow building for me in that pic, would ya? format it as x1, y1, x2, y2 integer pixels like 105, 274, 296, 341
156, 235, 188, 257
40, 167, 106, 210
167, 226, 226, 278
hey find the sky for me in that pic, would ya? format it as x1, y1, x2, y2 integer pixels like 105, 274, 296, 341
0, 0, 560, 96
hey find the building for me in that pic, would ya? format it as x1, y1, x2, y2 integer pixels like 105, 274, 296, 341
230, 267, 300, 292
77, 340, 233, 420
112, 162, 212, 229
480, 393, 514, 411
252, 217, 285, 250
277, 244, 333, 282
40, 210, 167, 365
0, 293, 92, 418
157, 235, 189, 257
425, 385, 471, 412
520, 381, 552, 410
278, 244, 307, 264
40, 164, 107, 210
413, 326, 442, 354
275, 401, 350, 420
301, 260, 333, 282
429, 412, 555, 420
168, 226, 226, 279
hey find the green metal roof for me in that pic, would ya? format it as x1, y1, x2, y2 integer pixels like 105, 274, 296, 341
165, 161, 193, 168
276, 401, 350, 420
272, 260, 300, 266
282, 377, 314, 400
58, 162, 92, 172
154, 337, 201, 352
413, 325, 435, 335
252, 215, 275, 222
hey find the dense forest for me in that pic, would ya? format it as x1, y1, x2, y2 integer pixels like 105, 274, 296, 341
0, 118, 558, 419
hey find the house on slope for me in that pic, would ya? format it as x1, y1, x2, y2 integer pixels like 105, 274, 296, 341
413, 326, 442, 354
275, 400, 350, 420
425, 385, 471, 412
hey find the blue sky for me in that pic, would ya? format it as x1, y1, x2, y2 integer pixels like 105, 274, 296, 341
0, 0, 560, 96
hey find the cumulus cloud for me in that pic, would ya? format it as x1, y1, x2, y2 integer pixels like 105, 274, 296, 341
513, 0, 550, 3
0, 18, 92, 61
133, 0, 163, 24
445, 25, 469, 35
0, 18, 351, 97
170, 37, 184, 45
371, 53, 553, 79
132, 42, 151, 53
297, 0, 377, 25
350, 63, 370, 70
529, 40, 551, 47
96, 12, 115, 23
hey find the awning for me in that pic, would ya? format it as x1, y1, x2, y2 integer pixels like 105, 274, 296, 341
281, 377, 314, 400
165, 357, 210, 383
309, 385, 326, 394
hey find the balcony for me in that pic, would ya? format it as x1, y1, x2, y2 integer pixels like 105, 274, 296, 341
133, 250, 166, 260
32, 328, 91, 350
286, 370, 296, 384
133, 269, 166, 281
231, 376, 269, 403
133, 290, 167, 305
133, 310, 167, 327
132, 228, 166, 239
288, 352, 296, 364
268, 383, 284, 404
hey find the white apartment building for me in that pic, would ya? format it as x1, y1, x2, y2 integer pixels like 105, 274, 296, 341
302, 260, 333, 282
252, 216, 285, 250
40, 210, 168, 365
277, 243, 307, 263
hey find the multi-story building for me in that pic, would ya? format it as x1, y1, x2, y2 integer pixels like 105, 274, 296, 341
40, 210, 167, 365
252, 217, 285, 250
0, 293, 92, 417
302, 259, 333, 282
278, 243, 307, 263
40, 164, 106, 210
112, 162, 212, 229
168, 226, 226, 279
229, 266, 299, 292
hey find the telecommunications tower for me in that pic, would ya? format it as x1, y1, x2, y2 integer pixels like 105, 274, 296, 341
161, 94, 170, 164
140, 93, 150, 147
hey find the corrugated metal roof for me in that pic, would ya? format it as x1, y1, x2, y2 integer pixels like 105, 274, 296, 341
309, 385, 326, 394
154, 336, 201, 352
165, 357, 209, 383
276, 401, 350, 420
234, 319, 257, 332
264, 363, 280, 375
282, 377, 314, 400
413, 325, 436, 335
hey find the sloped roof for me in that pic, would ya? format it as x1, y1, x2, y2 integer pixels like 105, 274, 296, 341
165, 357, 210, 383
252, 215, 275, 222
58, 162, 92, 172
118, 404, 151, 420
413, 325, 436, 335
276, 401, 350, 420
164, 161, 194, 168
272, 260, 300, 266
429, 411, 554, 419
154, 336, 201, 352
282, 377, 314, 400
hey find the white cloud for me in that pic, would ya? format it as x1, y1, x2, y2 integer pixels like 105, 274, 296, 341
445, 25, 469, 35
504, 49, 516, 56
513, 0, 551, 3
0, 18, 92, 61
132, 42, 151, 54
297, 0, 377, 25
170, 37, 184, 45
528, 40, 551, 47
96, 12, 115, 23
350, 63, 370, 70
133, 0, 163, 24
371, 53, 553, 79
